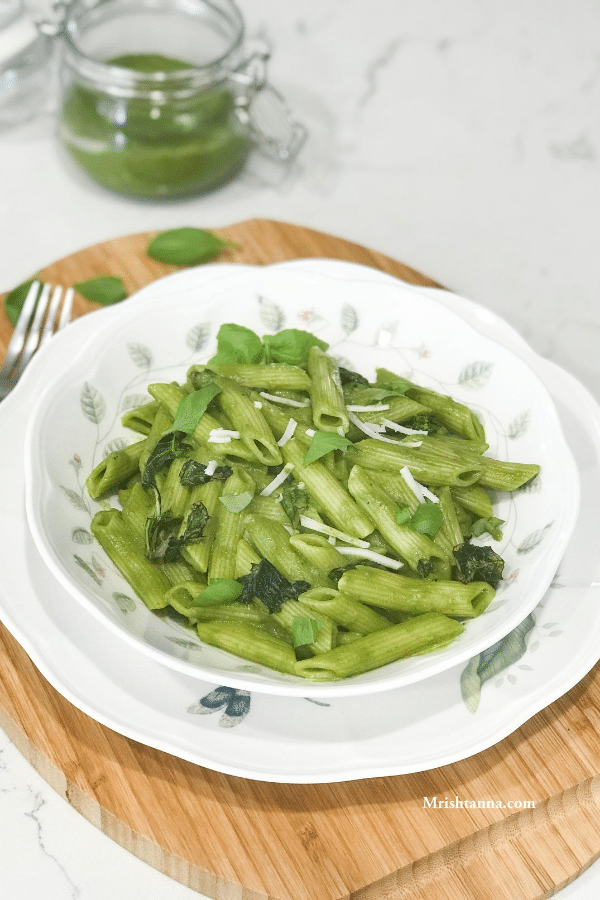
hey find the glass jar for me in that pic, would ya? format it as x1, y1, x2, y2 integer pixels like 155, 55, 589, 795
0, 0, 54, 129
56, 0, 305, 199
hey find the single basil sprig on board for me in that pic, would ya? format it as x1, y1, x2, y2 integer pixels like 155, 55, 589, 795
147, 227, 238, 266
3, 278, 40, 326
74, 276, 128, 305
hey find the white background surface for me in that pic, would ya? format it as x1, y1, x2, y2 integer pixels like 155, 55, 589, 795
1, 0, 600, 897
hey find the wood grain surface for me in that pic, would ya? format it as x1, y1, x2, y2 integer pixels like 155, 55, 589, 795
1, 218, 599, 900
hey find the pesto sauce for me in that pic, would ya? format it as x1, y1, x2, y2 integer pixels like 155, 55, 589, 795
59, 53, 250, 199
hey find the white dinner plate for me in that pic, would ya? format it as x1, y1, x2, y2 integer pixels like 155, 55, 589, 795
23, 261, 578, 696
0, 262, 598, 782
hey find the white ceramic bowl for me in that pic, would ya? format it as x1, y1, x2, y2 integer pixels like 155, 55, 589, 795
24, 262, 580, 697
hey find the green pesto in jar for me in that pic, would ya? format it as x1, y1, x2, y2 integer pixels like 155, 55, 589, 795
59, 54, 251, 199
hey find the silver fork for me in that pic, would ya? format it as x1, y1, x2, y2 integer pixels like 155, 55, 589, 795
0, 282, 74, 401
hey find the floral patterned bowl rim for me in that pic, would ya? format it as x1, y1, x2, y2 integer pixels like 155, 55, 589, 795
23, 261, 579, 697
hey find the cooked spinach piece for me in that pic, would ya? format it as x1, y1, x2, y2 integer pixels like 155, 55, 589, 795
339, 366, 369, 386
141, 432, 191, 488
145, 501, 209, 563
453, 541, 504, 588
179, 459, 233, 486
238, 558, 310, 613
280, 483, 310, 529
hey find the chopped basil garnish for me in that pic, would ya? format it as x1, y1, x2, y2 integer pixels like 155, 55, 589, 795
304, 431, 352, 465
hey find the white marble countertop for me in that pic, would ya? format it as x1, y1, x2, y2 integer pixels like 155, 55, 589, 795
1, 0, 600, 897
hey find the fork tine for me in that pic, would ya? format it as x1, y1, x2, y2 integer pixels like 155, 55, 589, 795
57, 287, 74, 331
38, 285, 65, 348
0, 281, 41, 376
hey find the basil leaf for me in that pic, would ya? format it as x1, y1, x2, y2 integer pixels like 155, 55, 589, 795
291, 616, 320, 648
237, 558, 310, 613
147, 228, 235, 266
179, 460, 233, 486
208, 323, 265, 366
262, 329, 328, 366
304, 431, 352, 465
141, 432, 191, 488
280, 483, 310, 529
395, 508, 412, 526
74, 276, 128, 305
192, 578, 243, 606
219, 491, 254, 514
409, 502, 443, 536
4, 278, 39, 327
165, 384, 221, 436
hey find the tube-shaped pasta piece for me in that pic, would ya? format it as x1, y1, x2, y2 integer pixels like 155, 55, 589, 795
121, 399, 159, 435
210, 363, 311, 391
345, 439, 482, 486
86, 440, 146, 499
280, 438, 374, 539
208, 470, 255, 582
450, 484, 494, 519
181, 479, 224, 573
476, 457, 540, 491
300, 587, 391, 635
339, 565, 495, 618
347, 465, 448, 571
196, 621, 298, 676
212, 375, 282, 466
91, 509, 170, 610
244, 514, 327, 587
235, 537, 261, 578
249, 495, 289, 524
289, 533, 347, 572
160, 457, 192, 517
437, 486, 464, 548
295, 613, 464, 680
252, 394, 314, 441
307, 345, 349, 433
138, 404, 174, 473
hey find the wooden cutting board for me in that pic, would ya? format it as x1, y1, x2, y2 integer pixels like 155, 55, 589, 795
1, 218, 600, 900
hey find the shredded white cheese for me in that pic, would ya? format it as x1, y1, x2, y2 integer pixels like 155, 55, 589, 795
348, 411, 404, 444
305, 428, 316, 437
382, 419, 427, 435
253, 400, 263, 409
208, 428, 240, 444
399, 465, 439, 503
260, 463, 294, 496
400, 441, 423, 448
204, 460, 218, 476
346, 404, 390, 412
299, 516, 370, 549
259, 391, 311, 408
277, 418, 297, 447
335, 546, 404, 570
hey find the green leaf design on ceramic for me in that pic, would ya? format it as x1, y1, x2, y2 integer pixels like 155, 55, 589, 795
460, 613, 535, 713
73, 554, 103, 585
113, 591, 136, 613
128, 342, 153, 369
103, 437, 128, 457
72, 526, 93, 544
341, 302, 358, 335
186, 323, 211, 353
81, 382, 106, 424
458, 361, 493, 390
61, 485, 88, 512
258, 296, 285, 332
121, 393, 151, 411
508, 411, 530, 439
516, 523, 553, 554
168, 636, 202, 650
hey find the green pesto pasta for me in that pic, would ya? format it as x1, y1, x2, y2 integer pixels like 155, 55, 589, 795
84, 324, 539, 681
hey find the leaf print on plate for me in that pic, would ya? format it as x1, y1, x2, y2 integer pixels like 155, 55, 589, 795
518, 474, 542, 494
81, 382, 106, 424
61, 485, 89, 513
508, 411, 530, 439
72, 526, 93, 544
186, 323, 211, 353
103, 437, 129, 457
73, 554, 103, 586
112, 591, 136, 613
127, 342, 153, 369
341, 302, 358, 336
460, 613, 535, 713
121, 393, 152, 411
458, 361, 493, 390
517, 523, 553, 555
258, 295, 285, 332
188, 686, 251, 728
